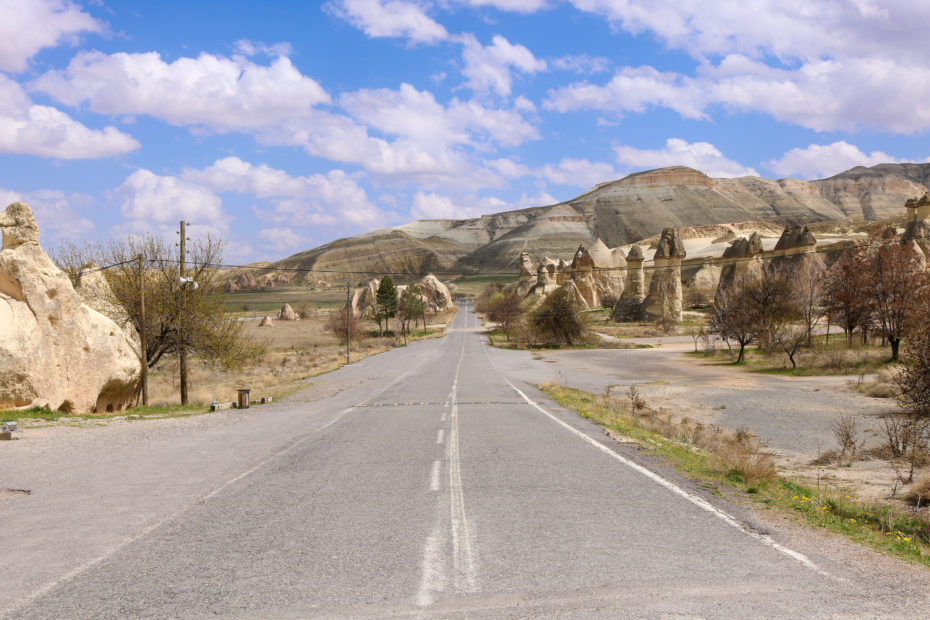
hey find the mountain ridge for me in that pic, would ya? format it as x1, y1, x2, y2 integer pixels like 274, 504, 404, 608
264, 163, 930, 283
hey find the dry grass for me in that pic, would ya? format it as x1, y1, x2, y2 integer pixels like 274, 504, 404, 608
147, 310, 454, 406
541, 382, 777, 484
907, 475, 930, 506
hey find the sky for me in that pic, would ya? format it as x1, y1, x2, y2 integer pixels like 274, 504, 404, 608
1, 0, 930, 264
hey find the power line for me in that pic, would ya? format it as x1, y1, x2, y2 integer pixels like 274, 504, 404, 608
90, 235, 914, 279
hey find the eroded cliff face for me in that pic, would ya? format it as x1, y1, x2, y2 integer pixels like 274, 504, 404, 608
265, 163, 930, 277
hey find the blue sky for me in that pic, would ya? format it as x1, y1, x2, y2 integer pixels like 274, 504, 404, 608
1, 0, 929, 263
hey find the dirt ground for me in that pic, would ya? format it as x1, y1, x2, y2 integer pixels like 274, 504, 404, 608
532, 335, 923, 507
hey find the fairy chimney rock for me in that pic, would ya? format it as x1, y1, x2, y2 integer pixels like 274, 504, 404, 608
0, 202, 140, 412
611, 245, 647, 322
643, 228, 685, 324
773, 225, 817, 256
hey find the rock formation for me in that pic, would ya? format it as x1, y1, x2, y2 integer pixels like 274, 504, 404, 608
75, 263, 138, 341
256, 273, 275, 288
417, 274, 454, 312
258, 315, 274, 327
715, 232, 764, 301
278, 303, 300, 320
768, 225, 822, 276
611, 245, 646, 321
643, 228, 686, 323
527, 263, 559, 300
903, 193, 930, 260
587, 238, 626, 303
350, 278, 380, 317
0, 202, 140, 412
565, 246, 598, 309
504, 252, 538, 297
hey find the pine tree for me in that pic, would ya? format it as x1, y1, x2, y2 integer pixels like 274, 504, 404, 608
375, 275, 398, 334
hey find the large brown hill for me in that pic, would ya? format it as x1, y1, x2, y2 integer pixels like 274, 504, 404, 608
269, 163, 929, 283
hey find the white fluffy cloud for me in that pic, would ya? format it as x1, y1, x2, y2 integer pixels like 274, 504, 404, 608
466, 0, 550, 12
459, 34, 547, 96
411, 191, 508, 219
568, 0, 930, 65
257, 227, 311, 253
114, 170, 226, 233
340, 83, 538, 148
551, 54, 611, 74
545, 66, 706, 119
540, 158, 618, 187
186, 156, 383, 226
0, 0, 101, 72
326, 0, 448, 44
0, 187, 95, 243
0, 74, 139, 159
614, 138, 758, 178
764, 141, 922, 180
33, 51, 330, 132
548, 2, 930, 133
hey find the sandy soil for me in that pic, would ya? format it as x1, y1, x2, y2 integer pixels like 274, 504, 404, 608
535, 337, 920, 504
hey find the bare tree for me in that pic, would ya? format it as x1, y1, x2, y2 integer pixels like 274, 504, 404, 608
54, 233, 265, 405
486, 290, 525, 342
824, 248, 871, 346
864, 241, 928, 361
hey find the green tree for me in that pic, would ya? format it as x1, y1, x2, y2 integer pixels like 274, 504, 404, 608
397, 284, 426, 338
532, 287, 586, 346
374, 275, 398, 334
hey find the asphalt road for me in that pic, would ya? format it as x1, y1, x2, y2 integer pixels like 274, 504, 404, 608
3, 303, 930, 618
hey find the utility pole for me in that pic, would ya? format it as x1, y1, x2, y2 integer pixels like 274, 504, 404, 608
179, 220, 188, 405
137, 254, 148, 406
345, 281, 351, 364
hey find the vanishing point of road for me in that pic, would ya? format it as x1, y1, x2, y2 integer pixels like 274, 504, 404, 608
2, 303, 930, 618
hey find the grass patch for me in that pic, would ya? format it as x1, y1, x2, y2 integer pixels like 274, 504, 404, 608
539, 383, 930, 568
0, 402, 207, 424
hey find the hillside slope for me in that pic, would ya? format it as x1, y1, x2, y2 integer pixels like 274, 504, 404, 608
269, 163, 929, 281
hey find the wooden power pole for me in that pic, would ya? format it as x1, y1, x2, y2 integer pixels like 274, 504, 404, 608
179, 220, 188, 405
137, 254, 148, 406
346, 282, 351, 364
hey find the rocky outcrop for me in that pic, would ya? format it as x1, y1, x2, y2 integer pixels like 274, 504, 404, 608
75, 263, 138, 342
643, 228, 686, 323
565, 246, 598, 309
258, 315, 273, 327
768, 225, 823, 276
904, 193, 930, 261
350, 278, 380, 317
417, 274, 453, 312
504, 252, 538, 297
0, 202, 140, 412
277, 303, 300, 320
715, 232, 765, 300
527, 263, 558, 300
588, 238, 626, 303
612, 245, 646, 321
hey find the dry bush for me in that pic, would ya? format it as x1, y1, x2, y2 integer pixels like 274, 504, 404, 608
821, 347, 851, 372
811, 449, 842, 465
907, 475, 930, 506
831, 416, 861, 462
600, 293, 620, 311
880, 415, 930, 484
593, 390, 776, 484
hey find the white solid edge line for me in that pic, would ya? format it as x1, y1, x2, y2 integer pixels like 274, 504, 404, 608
505, 380, 839, 581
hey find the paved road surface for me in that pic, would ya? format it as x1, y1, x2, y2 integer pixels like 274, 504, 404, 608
2, 303, 929, 617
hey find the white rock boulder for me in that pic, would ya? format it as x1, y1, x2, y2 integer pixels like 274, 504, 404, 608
0, 202, 141, 412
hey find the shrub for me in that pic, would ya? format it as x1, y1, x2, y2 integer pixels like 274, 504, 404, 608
532, 288, 586, 346
907, 475, 930, 506
57, 400, 74, 414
